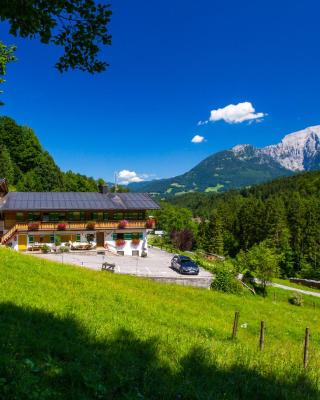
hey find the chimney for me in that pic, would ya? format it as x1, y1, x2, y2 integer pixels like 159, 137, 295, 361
99, 184, 109, 194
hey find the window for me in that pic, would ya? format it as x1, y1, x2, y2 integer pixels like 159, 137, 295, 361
42, 213, 49, 222
91, 212, 104, 221
76, 234, 81, 242
103, 212, 109, 221
113, 233, 125, 240
28, 235, 34, 244
132, 232, 143, 239
58, 212, 66, 221
50, 235, 55, 243
112, 212, 124, 221
16, 212, 24, 222
49, 213, 59, 221
28, 213, 40, 222
67, 212, 86, 221
124, 212, 145, 221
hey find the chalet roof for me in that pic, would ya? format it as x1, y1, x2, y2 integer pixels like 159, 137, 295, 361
0, 192, 160, 211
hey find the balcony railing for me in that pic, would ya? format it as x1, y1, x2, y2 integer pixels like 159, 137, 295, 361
1, 220, 153, 245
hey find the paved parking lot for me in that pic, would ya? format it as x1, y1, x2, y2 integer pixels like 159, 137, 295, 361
33, 247, 213, 286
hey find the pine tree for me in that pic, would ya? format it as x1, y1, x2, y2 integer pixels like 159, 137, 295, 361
264, 197, 294, 276
207, 212, 224, 255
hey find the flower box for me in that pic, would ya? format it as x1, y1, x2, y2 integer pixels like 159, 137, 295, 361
28, 222, 40, 231
86, 221, 96, 230
145, 219, 155, 229
57, 223, 66, 231
116, 238, 126, 247
131, 238, 140, 246
118, 220, 128, 229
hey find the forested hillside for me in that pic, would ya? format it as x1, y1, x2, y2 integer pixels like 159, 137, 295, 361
0, 116, 101, 191
162, 171, 320, 279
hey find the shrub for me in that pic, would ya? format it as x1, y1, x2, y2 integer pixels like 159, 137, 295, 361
116, 238, 126, 247
59, 246, 70, 253
86, 221, 96, 230
118, 220, 128, 229
28, 222, 39, 231
211, 268, 243, 294
86, 233, 95, 243
288, 292, 304, 306
170, 229, 194, 251
57, 223, 66, 230
54, 236, 61, 247
41, 244, 50, 254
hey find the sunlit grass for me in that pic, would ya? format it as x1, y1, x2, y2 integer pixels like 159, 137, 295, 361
0, 247, 320, 399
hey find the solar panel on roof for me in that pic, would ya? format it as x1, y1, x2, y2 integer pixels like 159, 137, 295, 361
0, 191, 160, 211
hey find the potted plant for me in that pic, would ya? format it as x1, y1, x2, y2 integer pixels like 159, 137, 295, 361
115, 238, 126, 247
118, 220, 128, 229
86, 221, 96, 230
145, 219, 155, 229
28, 222, 40, 231
57, 223, 66, 230
131, 238, 140, 246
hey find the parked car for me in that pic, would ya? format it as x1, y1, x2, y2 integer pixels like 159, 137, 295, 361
171, 255, 199, 275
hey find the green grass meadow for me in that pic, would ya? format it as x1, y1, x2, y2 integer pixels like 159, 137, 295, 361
0, 248, 320, 399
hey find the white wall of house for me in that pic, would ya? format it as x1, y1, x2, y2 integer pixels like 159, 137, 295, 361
105, 230, 148, 256
7, 230, 149, 256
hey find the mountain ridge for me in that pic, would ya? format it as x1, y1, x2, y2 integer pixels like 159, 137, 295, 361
129, 125, 320, 195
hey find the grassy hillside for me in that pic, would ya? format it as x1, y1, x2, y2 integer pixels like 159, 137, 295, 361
0, 248, 320, 399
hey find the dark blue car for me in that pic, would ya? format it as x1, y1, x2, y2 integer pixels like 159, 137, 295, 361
171, 255, 200, 275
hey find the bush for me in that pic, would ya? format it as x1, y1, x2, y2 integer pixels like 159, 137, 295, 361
41, 245, 50, 254
288, 292, 304, 306
59, 246, 70, 253
170, 229, 194, 251
211, 269, 243, 294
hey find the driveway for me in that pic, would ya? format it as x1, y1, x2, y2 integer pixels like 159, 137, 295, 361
33, 247, 213, 288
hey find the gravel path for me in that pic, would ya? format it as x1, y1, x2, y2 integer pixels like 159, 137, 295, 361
271, 282, 320, 298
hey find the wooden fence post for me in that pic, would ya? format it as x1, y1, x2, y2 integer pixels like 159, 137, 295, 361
304, 327, 310, 369
259, 321, 265, 351
232, 311, 240, 339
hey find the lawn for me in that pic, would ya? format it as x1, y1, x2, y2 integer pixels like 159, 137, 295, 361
0, 247, 320, 399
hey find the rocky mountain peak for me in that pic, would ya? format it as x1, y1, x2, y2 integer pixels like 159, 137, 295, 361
260, 125, 320, 171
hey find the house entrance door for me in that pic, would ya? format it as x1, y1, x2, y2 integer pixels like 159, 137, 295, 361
96, 232, 105, 248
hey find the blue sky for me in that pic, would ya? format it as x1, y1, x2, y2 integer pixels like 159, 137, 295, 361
1, 0, 320, 183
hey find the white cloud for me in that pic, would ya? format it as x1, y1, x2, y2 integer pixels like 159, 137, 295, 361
208, 102, 266, 124
118, 170, 144, 184
191, 134, 205, 143
197, 120, 208, 126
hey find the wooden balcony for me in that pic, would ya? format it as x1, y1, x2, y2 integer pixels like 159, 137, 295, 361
1, 220, 153, 245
